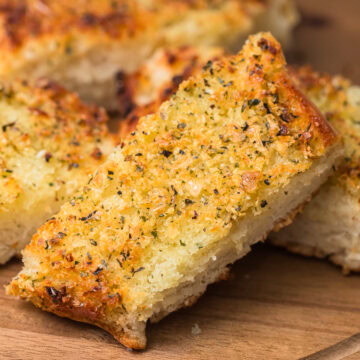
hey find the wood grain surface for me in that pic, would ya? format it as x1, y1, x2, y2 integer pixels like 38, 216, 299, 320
1, 0, 360, 359
2, 243, 360, 360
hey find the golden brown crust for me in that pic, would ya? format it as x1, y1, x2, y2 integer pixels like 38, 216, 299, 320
10, 283, 144, 348
0, 78, 115, 211
290, 66, 360, 196
7, 32, 340, 348
0, 0, 267, 76
117, 46, 225, 139
0, 0, 264, 47
117, 47, 338, 152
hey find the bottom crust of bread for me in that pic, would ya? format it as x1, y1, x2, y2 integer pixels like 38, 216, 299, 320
270, 238, 360, 275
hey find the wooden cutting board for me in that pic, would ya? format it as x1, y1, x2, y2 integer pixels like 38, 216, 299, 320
1, 0, 360, 359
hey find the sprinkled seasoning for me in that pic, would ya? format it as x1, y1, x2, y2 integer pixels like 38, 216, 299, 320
80, 211, 97, 221
248, 98, 260, 107
93, 266, 103, 275
161, 150, 172, 158
177, 122, 187, 129
242, 122, 249, 131
7, 34, 339, 333
2, 122, 15, 132
131, 267, 145, 276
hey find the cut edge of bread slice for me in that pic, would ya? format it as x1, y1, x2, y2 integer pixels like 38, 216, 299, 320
270, 68, 360, 273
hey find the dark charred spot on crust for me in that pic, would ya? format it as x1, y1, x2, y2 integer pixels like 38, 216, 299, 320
93, 266, 104, 275
1, 4, 27, 46
257, 38, 278, 55
99, 12, 129, 37
249, 63, 263, 77
164, 50, 178, 65
277, 124, 289, 136
65, 253, 74, 262
91, 147, 103, 160
45, 152, 52, 162
172, 75, 184, 87
116, 71, 135, 118
35, 79, 64, 93
81, 12, 98, 26
45, 286, 66, 303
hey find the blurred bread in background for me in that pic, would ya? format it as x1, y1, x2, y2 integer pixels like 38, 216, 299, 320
271, 67, 360, 273
0, 79, 116, 264
0, 0, 298, 109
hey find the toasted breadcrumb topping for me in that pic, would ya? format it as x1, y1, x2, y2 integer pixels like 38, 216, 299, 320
291, 67, 360, 195
117, 46, 225, 138
8, 33, 338, 330
0, 79, 114, 210
0, 0, 267, 75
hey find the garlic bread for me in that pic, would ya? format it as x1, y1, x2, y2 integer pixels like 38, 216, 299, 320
117, 46, 225, 138
7, 33, 342, 349
0, 0, 298, 109
271, 67, 360, 273
0, 79, 115, 264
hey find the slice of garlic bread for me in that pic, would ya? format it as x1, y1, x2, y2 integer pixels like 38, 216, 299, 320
119, 50, 360, 274
270, 67, 360, 273
7, 33, 342, 349
0, 0, 298, 109
0, 79, 115, 264
117, 46, 225, 138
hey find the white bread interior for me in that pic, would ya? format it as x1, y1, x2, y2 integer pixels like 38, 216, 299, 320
271, 182, 360, 273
